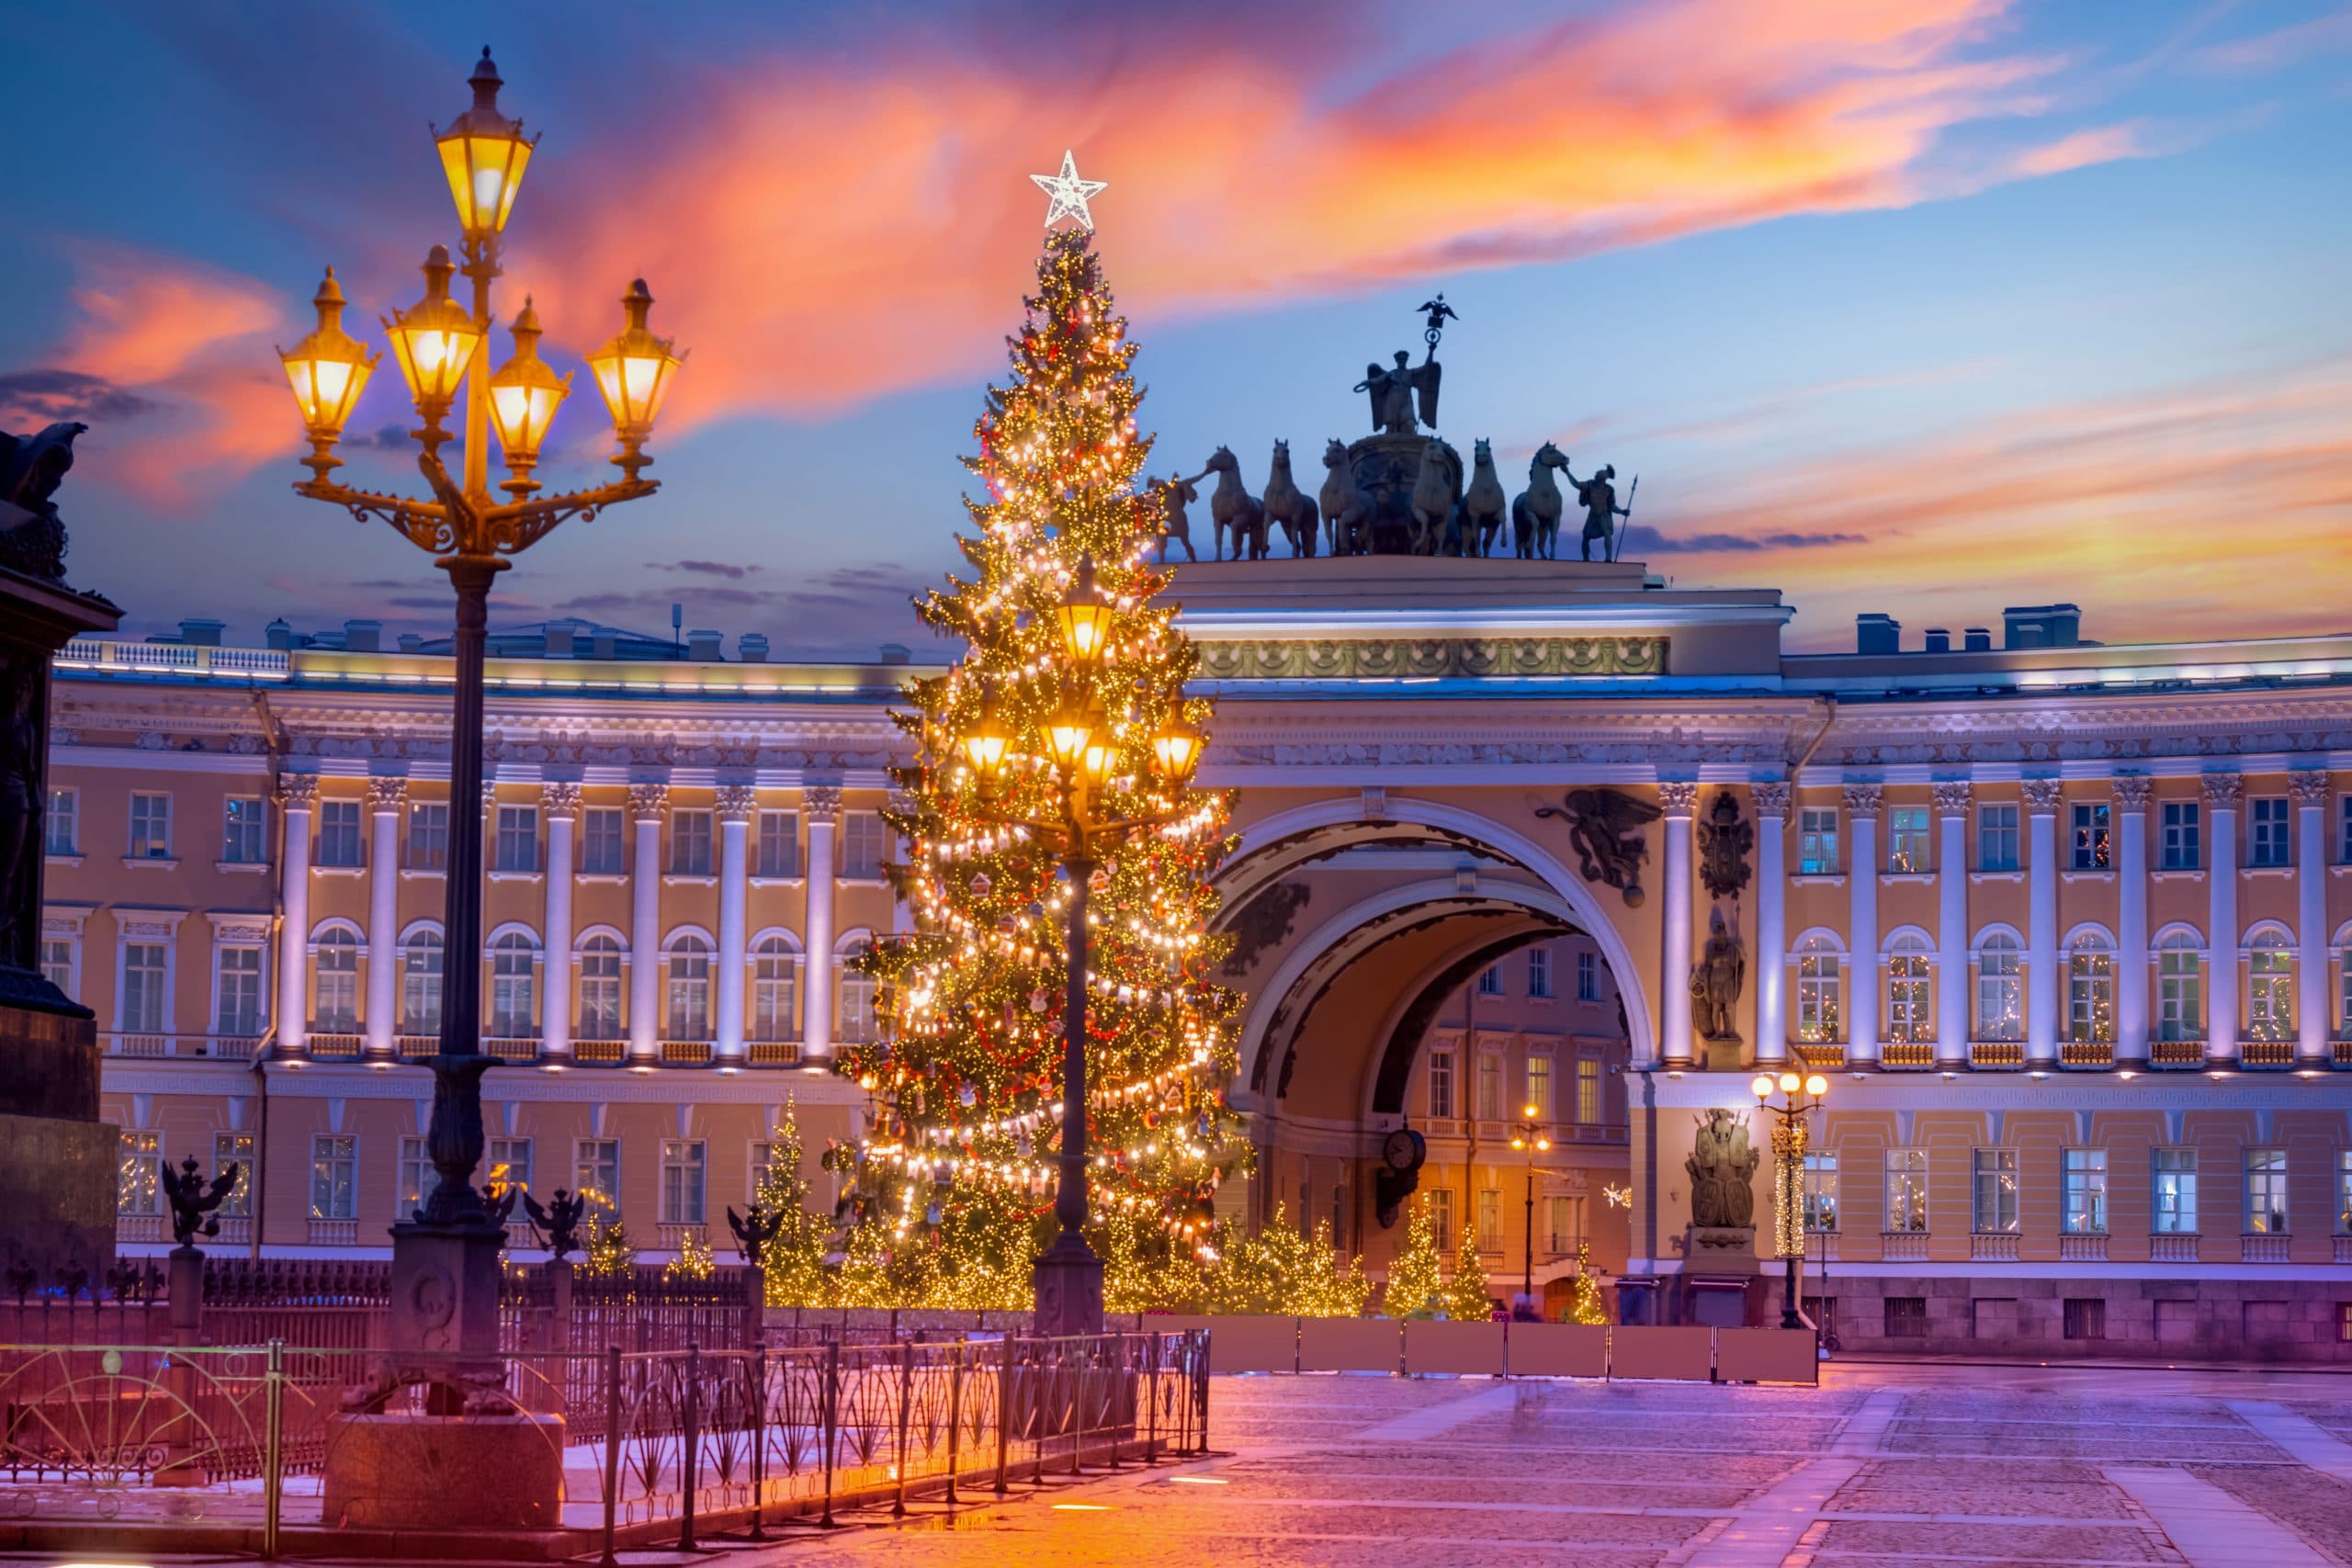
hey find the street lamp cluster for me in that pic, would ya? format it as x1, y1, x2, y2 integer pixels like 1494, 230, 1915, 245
1508, 1105, 1553, 1313
1751, 1070, 1829, 1331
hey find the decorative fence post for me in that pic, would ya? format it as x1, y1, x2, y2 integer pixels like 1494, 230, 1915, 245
819, 1339, 840, 1528
994, 1333, 1013, 1497
263, 1338, 285, 1561
599, 1344, 622, 1568
747, 1343, 768, 1540
944, 1341, 963, 1508
892, 1339, 912, 1517
679, 1342, 701, 1551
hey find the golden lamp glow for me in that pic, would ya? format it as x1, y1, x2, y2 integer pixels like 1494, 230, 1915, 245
435, 48, 537, 237
1804, 1074, 1830, 1097
277, 266, 378, 438
1779, 1070, 1801, 1093
382, 245, 482, 412
485, 296, 571, 465
1152, 717, 1203, 779
1080, 740, 1115, 781
1751, 1074, 1774, 1100
1046, 696, 1094, 765
587, 277, 684, 437
962, 705, 1012, 777
1055, 555, 1112, 668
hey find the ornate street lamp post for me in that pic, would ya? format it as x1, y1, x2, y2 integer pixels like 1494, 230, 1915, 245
953, 558, 1204, 1337
277, 49, 683, 1375
1508, 1104, 1551, 1314
1751, 1070, 1829, 1332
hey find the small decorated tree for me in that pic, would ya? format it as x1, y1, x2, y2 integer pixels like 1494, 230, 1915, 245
751, 1103, 838, 1307
1444, 1225, 1495, 1322
1204, 1207, 1370, 1317
1381, 1208, 1449, 1316
581, 1190, 635, 1277
665, 1229, 716, 1281
1566, 1237, 1609, 1325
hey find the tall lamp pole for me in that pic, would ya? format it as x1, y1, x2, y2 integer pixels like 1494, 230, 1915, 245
953, 558, 1204, 1337
1507, 1104, 1550, 1311
276, 49, 684, 1375
1751, 1070, 1829, 1332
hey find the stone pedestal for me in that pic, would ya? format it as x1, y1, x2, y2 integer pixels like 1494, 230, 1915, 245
1678, 1224, 1759, 1327
321, 1413, 565, 1529
1032, 1234, 1104, 1338
387, 1220, 505, 1365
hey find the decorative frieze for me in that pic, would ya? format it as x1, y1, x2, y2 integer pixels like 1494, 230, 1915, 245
1194, 635, 1668, 682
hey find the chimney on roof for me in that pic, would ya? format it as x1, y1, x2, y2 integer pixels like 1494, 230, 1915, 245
738, 633, 769, 663
1922, 628, 1951, 654
266, 618, 294, 651
177, 616, 224, 647
397, 633, 424, 653
1855, 613, 1900, 656
685, 628, 723, 661
591, 631, 616, 659
1963, 626, 1992, 652
544, 622, 575, 658
344, 619, 381, 652
879, 642, 911, 666
2004, 604, 2081, 650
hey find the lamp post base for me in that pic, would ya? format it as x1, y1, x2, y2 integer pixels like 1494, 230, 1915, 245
1033, 1232, 1105, 1338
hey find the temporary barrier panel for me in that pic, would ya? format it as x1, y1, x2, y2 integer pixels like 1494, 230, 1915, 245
1300, 1316, 1401, 1373
1158, 1314, 1296, 1373
1403, 1319, 1507, 1376
1715, 1327, 1817, 1385
1507, 1322, 1607, 1378
1608, 1325, 1713, 1381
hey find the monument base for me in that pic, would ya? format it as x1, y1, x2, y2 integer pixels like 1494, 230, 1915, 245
321, 1413, 564, 1529
1032, 1234, 1104, 1338
1681, 1225, 1758, 1269
0, 998, 115, 1287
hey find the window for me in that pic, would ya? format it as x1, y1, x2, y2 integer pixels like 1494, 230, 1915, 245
213, 1132, 254, 1217
1972, 1148, 2019, 1234
40, 938, 74, 996
489, 933, 536, 1036
44, 787, 76, 854
2064, 1299, 2107, 1341
662, 1139, 707, 1225
311, 1134, 357, 1220
579, 936, 624, 1036
575, 1138, 620, 1204
317, 799, 362, 867
487, 1137, 531, 1201
1475, 1054, 1503, 1121
757, 810, 799, 878
580, 807, 625, 874
401, 932, 444, 1032
121, 942, 168, 1032
2245, 1148, 2289, 1235
2249, 935, 2296, 1041
1798, 807, 1839, 874
1525, 1055, 1554, 1121
1546, 1195, 1583, 1253
1884, 1297, 1928, 1338
399, 1134, 439, 1216
130, 792, 172, 859
670, 808, 713, 875
2336, 1151, 2351, 1235
1977, 803, 2019, 872
1476, 964, 1504, 998
1526, 946, 1552, 999
118, 1130, 160, 1215
1426, 1050, 1455, 1119
214, 945, 264, 1035
667, 936, 712, 1039
1804, 1152, 1839, 1232
1476, 1188, 1501, 1253
1886, 936, 1931, 1043
842, 811, 888, 879
2063, 1148, 2109, 1234
2249, 796, 2291, 868
494, 806, 539, 873
1576, 1055, 1601, 1125
220, 796, 267, 863
407, 802, 449, 871
1884, 1148, 1928, 1233
839, 969, 878, 1044
1887, 806, 1930, 873
2067, 931, 2115, 1043
2156, 934, 2201, 1042
1976, 933, 2023, 1041
2070, 801, 2111, 871
1576, 951, 1598, 1002
1795, 939, 1841, 1042
1427, 1189, 1455, 1250
2161, 800, 2200, 871
752, 937, 797, 1040
2153, 1148, 2198, 1234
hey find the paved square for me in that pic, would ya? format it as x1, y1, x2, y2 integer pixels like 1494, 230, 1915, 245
745, 1362, 2352, 1566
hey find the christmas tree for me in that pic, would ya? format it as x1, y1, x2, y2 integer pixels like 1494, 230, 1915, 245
836, 219, 1246, 1298
1204, 1207, 1370, 1317
750, 1103, 835, 1307
1566, 1237, 1609, 1325
1444, 1226, 1496, 1321
1381, 1208, 1449, 1316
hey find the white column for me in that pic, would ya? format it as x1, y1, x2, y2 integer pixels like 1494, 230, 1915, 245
540, 782, 581, 1061
1752, 782, 1790, 1064
1845, 782, 1882, 1066
362, 778, 405, 1059
2204, 773, 2240, 1063
273, 774, 317, 1055
800, 784, 842, 1064
2023, 778, 2063, 1066
1657, 782, 1697, 1067
2291, 770, 2329, 1063
715, 784, 755, 1062
1933, 781, 1971, 1064
887, 788, 915, 937
2113, 775, 2151, 1064
627, 783, 668, 1063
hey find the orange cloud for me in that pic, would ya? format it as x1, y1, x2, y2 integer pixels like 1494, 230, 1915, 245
2010, 121, 2152, 177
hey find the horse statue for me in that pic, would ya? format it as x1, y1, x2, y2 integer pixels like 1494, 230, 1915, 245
1459, 438, 1508, 558
1511, 441, 1570, 560
1408, 437, 1455, 556
1317, 438, 1373, 556
1262, 440, 1318, 558
1148, 470, 1205, 563
1204, 446, 1268, 561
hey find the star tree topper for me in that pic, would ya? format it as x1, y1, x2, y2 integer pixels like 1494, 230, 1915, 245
1029, 150, 1107, 231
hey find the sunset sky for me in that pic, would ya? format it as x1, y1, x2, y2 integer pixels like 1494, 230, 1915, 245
4, 0, 2347, 655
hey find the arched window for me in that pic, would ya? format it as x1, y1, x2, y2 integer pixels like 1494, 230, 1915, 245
2067, 930, 2114, 1043
313, 929, 359, 1031
2155, 930, 2201, 1043
2247, 929, 2295, 1041
1794, 933, 1841, 1043
579, 935, 624, 1038
1976, 932, 2022, 1042
1885, 932, 1932, 1043
837, 937, 877, 1045
401, 931, 444, 1032
490, 932, 537, 1036
667, 935, 711, 1040
752, 936, 797, 1041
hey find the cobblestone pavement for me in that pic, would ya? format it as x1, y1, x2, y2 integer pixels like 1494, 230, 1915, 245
731, 1362, 2352, 1567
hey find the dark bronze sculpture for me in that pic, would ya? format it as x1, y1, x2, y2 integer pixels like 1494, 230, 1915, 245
1534, 787, 1662, 906
1222, 880, 1313, 976
1696, 790, 1754, 901
1457, 438, 1507, 558
728, 1201, 785, 1268
1510, 442, 1570, 559
1148, 471, 1204, 564
520, 1187, 585, 1259
1317, 438, 1372, 556
0, 422, 85, 581
1685, 1109, 1758, 1229
162, 1156, 242, 1249
1689, 906, 1747, 1043
1203, 446, 1268, 561
1565, 461, 1634, 562
1262, 440, 1318, 558
1355, 348, 1442, 435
